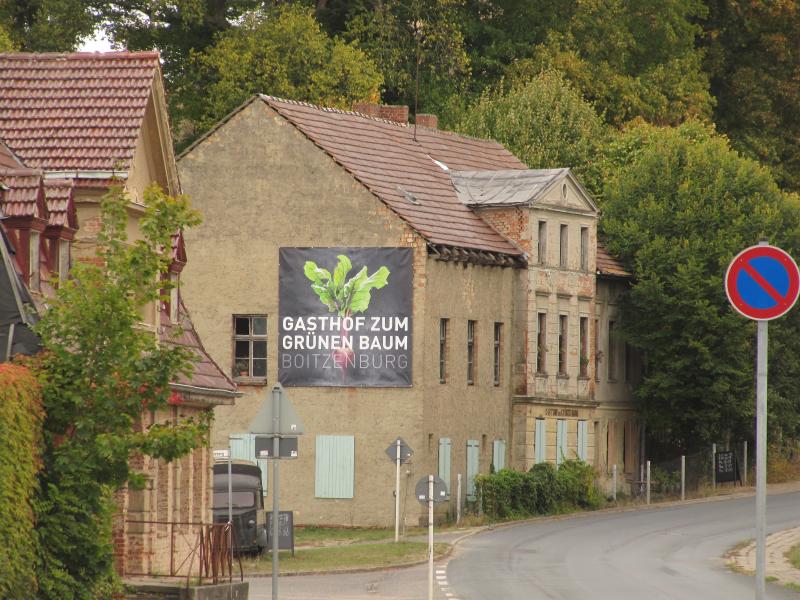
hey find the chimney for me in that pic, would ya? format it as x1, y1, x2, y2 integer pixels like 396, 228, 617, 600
415, 114, 438, 129
352, 102, 381, 118
352, 102, 409, 125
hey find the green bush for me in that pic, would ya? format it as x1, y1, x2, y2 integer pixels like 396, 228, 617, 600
475, 460, 603, 520
0, 364, 44, 598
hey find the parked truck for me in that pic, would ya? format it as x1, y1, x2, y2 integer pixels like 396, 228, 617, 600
212, 460, 267, 553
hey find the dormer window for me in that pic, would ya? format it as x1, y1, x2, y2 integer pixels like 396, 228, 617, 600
29, 231, 40, 291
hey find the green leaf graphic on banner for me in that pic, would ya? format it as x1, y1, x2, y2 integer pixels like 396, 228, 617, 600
304, 255, 390, 316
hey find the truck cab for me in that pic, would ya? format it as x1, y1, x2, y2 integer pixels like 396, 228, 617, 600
212, 461, 267, 553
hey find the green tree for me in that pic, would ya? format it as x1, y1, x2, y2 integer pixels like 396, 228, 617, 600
456, 71, 607, 195
344, 0, 470, 117
599, 120, 800, 450
0, 0, 98, 51
32, 185, 208, 599
184, 4, 382, 144
700, 0, 800, 191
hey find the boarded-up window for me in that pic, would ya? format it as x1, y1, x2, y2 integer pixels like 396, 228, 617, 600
579, 317, 588, 377
492, 439, 506, 471
594, 318, 600, 381
438, 438, 451, 491
580, 227, 589, 271
558, 315, 568, 375
559, 224, 568, 269
537, 220, 547, 265
493, 322, 502, 386
535, 419, 546, 464
439, 318, 448, 383
577, 421, 588, 461
466, 440, 479, 501
467, 320, 476, 385
315, 435, 355, 499
537, 313, 547, 373
229, 433, 268, 493
556, 420, 568, 466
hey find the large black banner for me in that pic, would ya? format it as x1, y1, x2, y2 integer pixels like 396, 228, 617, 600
279, 248, 413, 387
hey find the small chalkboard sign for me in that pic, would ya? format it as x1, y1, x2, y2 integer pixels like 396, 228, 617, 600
715, 450, 742, 485
266, 510, 295, 556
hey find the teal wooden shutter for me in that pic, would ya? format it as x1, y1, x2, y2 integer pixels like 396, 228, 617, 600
556, 420, 568, 466
577, 421, 588, 461
315, 435, 355, 498
492, 439, 506, 471
229, 433, 268, 493
535, 419, 546, 464
438, 438, 451, 494
466, 440, 480, 501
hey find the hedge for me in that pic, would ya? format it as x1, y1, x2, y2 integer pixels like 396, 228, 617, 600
0, 364, 44, 598
475, 460, 603, 520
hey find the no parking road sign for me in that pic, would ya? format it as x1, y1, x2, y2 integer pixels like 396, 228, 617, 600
725, 244, 800, 320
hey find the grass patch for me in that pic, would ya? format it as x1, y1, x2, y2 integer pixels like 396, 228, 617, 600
785, 582, 800, 592
295, 526, 392, 547
242, 542, 450, 574
785, 543, 800, 570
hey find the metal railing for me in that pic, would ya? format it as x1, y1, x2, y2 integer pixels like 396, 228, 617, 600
124, 520, 243, 586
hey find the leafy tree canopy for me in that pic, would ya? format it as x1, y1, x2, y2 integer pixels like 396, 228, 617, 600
31, 185, 208, 599
599, 120, 800, 450
457, 70, 607, 195
0, 0, 97, 51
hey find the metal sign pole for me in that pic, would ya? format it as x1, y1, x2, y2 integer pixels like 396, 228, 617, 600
227, 446, 233, 580
395, 439, 401, 543
755, 319, 767, 600
428, 474, 434, 600
272, 387, 280, 600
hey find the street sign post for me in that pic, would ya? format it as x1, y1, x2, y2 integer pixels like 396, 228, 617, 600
255, 435, 298, 459
385, 437, 413, 542
249, 384, 305, 600
725, 241, 800, 600
416, 475, 448, 600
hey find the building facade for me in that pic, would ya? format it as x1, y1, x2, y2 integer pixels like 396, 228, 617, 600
0, 51, 239, 577
178, 95, 642, 527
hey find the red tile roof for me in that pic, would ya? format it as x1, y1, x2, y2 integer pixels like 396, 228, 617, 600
596, 243, 631, 278
160, 301, 238, 396
43, 178, 76, 228
258, 96, 525, 256
0, 52, 159, 171
0, 167, 46, 219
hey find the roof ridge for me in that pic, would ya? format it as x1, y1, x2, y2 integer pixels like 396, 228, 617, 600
0, 51, 160, 61
260, 94, 410, 128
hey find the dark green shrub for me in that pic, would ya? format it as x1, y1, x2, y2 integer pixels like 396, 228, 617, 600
0, 364, 44, 598
556, 459, 603, 510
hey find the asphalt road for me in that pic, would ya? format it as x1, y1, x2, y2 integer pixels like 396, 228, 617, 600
447, 491, 800, 600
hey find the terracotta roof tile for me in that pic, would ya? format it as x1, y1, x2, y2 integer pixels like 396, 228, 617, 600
160, 301, 238, 395
596, 242, 631, 278
0, 167, 46, 219
43, 178, 76, 228
0, 52, 159, 171
259, 96, 524, 256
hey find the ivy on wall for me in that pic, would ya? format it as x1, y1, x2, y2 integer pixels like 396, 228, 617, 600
0, 363, 44, 598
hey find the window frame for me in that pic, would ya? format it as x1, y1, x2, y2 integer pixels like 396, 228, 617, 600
439, 318, 448, 383
558, 314, 568, 376
580, 226, 589, 271
467, 320, 476, 385
57, 239, 71, 283
536, 312, 547, 374
537, 220, 547, 265
579, 316, 589, 378
493, 322, 503, 386
559, 224, 568, 269
232, 314, 268, 382
29, 230, 40, 291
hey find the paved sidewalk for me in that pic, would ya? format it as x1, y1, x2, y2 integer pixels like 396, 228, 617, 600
728, 526, 800, 587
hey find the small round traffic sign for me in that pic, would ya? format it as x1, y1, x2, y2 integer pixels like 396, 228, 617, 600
725, 244, 800, 320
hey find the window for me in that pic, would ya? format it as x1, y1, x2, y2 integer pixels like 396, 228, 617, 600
556, 420, 568, 466
558, 315, 568, 375
559, 224, 568, 269
467, 320, 476, 385
534, 419, 546, 464
29, 230, 40, 291
492, 439, 506, 471
493, 322, 503, 386
579, 317, 588, 377
438, 438, 451, 487
466, 440, 480, 500
536, 313, 547, 373
608, 320, 617, 380
580, 227, 589, 271
577, 421, 588, 461
57, 239, 70, 282
315, 435, 354, 498
233, 315, 267, 379
594, 319, 600, 381
537, 220, 547, 265
169, 272, 179, 323
439, 318, 448, 383
229, 433, 268, 492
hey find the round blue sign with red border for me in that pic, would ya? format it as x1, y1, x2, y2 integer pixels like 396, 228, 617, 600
725, 244, 800, 320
